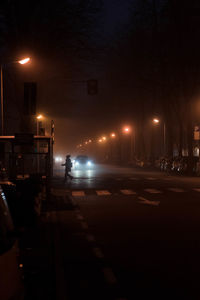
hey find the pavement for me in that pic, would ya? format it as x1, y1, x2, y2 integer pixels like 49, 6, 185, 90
19, 165, 200, 300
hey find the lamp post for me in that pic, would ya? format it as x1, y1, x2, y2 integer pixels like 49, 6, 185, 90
0, 57, 31, 135
122, 126, 134, 162
153, 118, 166, 156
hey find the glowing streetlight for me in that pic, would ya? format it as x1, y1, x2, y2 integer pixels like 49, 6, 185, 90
123, 126, 131, 133
98, 139, 102, 143
89, 139, 92, 143
18, 57, 31, 65
1, 56, 31, 135
37, 114, 43, 120
153, 117, 166, 155
111, 133, 116, 138
153, 118, 160, 124
102, 136, 107, 141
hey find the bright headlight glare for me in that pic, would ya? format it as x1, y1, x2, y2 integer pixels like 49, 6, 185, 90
75, 161, 79, 166
87, 161, 92, 166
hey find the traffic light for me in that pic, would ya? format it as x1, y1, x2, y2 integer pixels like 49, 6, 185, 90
87, 79, 98, 95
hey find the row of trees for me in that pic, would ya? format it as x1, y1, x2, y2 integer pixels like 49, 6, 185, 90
104, 0, 200, 171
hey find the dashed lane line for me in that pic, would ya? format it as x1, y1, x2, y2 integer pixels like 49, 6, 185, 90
72, 190, 85, 197
138, 196, 160, 206
167, 188, 185, 193
120, 189, 136, 195
96, 190, 111, 196
144, 188, 162, 194
93, 247, 104, 259
86, 234, 96, 242
80, 221, 89, 230
103, 267, 118, 285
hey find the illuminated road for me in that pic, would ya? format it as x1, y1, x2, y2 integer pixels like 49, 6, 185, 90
48, 165, 200, 299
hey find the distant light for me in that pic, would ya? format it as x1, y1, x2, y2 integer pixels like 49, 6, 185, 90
123, 127, 130, 133
99, 139, 102, 143
153, 118, 160, 124
111, 133, 116, 138
37, 114, 43, 120
89, 139, 92, 143
80, 144, 82, 147
55, 156, 62, 162
18, 57, 30, 65
75, 161, 79, 166
87, 161, 92, 166
102, 136, 106, 141
85, 141, 88, 145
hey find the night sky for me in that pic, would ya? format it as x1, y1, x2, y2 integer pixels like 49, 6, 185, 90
1, 0, 200, 158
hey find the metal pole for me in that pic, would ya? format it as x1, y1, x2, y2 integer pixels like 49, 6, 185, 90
1, 65, 4, 135
163, 122, 166, 156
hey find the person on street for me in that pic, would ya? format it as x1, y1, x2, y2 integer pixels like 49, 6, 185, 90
62, 155, 73, 180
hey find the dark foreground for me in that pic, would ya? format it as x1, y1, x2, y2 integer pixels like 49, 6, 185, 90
22, 164, 200, 299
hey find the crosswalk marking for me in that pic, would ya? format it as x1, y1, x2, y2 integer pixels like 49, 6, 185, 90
168, 188, 185, 193
120, 189, 136, 195
193, 188, 200, 192
144, 188, 162, 194
72, 191, 85, 197
138, 196, 160, 206
96, 190, 111, 196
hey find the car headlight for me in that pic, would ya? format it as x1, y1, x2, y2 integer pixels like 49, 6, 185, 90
87, 161, 92, 166
75, 161, 79, 166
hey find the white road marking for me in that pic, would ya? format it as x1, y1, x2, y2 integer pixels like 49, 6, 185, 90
80, 221, 88, 230
193, 188, 200, 192
72, 191, 85, 197
168, 188, 185, 193
76, 214, 84, 221
93, 247, 104, 259
103, 267, 117, 284
144, 188, 162, 194
120, 189, 136, 195
138, 196, 160, 206
96, 190, 111, 196
86, 234, 96, 242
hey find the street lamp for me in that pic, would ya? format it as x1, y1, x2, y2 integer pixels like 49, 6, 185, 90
1, 57, 31, 135
36, 114, 43, 135
122, 126, 134, 161
153, 118, 166, 155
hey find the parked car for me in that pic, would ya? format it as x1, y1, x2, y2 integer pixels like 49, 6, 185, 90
0, 185, 24, 300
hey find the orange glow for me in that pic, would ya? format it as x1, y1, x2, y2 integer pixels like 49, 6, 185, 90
89, 139, 92, 143
37, 114, 43, 120
111, 133, 116, 138
98, 139, 102, 143
85, 141, 88, 145
102, 136, 106, 141
123, 126, 130, 133
153, 118, 160, 124
18, 57, 30, 65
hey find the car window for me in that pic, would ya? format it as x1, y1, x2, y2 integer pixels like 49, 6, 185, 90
0, 187, 15, 255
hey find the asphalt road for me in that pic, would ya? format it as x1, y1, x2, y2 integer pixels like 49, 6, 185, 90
49, 164, 200, 299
